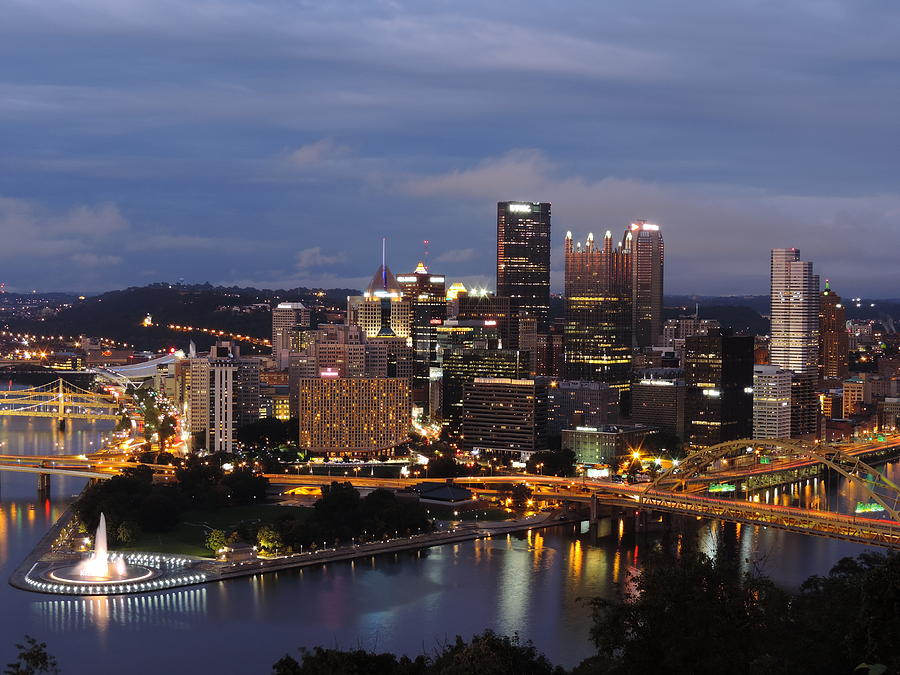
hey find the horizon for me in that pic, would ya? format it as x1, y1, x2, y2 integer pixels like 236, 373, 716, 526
1, 2, 899, 296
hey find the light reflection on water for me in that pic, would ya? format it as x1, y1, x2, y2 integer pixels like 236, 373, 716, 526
0, 416, 896, 671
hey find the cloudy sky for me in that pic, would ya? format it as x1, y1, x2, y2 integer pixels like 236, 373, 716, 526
1, 0, 898, 295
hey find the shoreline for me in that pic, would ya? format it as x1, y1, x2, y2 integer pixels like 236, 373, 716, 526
9, 505, 583, 596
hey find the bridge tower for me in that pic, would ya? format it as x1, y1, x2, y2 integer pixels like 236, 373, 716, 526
56, 379, 66, 430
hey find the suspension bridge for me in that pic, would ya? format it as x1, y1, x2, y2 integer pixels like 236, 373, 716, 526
0, 379, 121, 427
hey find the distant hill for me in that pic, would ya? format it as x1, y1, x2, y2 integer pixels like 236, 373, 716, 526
3, 283, 360, 352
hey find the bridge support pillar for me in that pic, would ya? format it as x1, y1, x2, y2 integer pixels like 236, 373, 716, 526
56, 418, 66, 431
38, 473, 50, 499
589, 494, 600, 524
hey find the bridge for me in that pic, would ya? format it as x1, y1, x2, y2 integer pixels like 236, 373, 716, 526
0, 379, 120, 425
265, 436, 900, 549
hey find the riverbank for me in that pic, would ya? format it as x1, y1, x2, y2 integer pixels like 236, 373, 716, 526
9, 505, 582, 595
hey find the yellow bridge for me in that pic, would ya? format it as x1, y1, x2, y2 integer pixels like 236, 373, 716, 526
0, 379, 120, 422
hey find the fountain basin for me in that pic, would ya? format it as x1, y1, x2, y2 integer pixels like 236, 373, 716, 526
47, 564, 155, 585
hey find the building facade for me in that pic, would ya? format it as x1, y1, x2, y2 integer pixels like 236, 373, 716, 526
819, 281, 849, 382
440, 348, 530, 429
684, 332, 753, 446
769, 248, 820, 437
630, 370, 686, 439
297, 377, 410, 457
752, 365, 792, 438
397, 261, 446, 410
461, 378, 547, 459
347, 263, 411, 340
272, 302, 311, 370
563, 231, 632, 392
563, 424, 656, 467
496, 201, 551, 331
625, 221, 664, 348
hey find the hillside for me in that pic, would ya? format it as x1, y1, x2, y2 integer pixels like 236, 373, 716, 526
3, 283, 359, 352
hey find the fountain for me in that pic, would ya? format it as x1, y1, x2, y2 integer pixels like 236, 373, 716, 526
46, 513, 154, 585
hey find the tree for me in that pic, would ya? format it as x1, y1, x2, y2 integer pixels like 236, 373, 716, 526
206, 529, 227, 554
526, 449, 576, 476
642, 431, 684, 460
586, 548, 791, 674
510, 483, 532, 509
157, 415, 177, 450
431, 631, 563, 675
4, 636, 59, 675
257, 525, 283, 554
115, 520, 141, 546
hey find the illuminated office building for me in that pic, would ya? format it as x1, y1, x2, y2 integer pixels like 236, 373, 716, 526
563, 231, 632, 392
272, 302, 311, 370
496, 201, 551, 331
770, 248, 820, 437
347, 260, 411, 340
397, 261, 446, 409
298, 377, 410, 457
625, 221, 664, 347
684, 331, 753, 446
819, 281, 849, 382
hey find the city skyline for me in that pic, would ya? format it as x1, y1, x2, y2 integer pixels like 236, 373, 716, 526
1, 2, 899, 295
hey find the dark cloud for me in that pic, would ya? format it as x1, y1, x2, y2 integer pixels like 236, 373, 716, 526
0, 0, 897, 294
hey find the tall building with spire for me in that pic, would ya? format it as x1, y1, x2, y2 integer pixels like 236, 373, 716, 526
397, 261, 446, 412
819, 280, 849, 382
769, 248, 820, 437
496, 201, 551, 331
347, 241, 411, 340
563, 230, 633, 393
624, 221, 664, 348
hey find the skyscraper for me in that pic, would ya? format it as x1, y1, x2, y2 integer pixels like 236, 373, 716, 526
564, 231, 632, 392
397, 261, 446, 411
769, 248, 820, 437
347, 259, 411, 340
684, 331, 753, 446
496, 201, 551, 331
752, 365, 792, 438
271, 302, 311, 370
625, 221, 664, 347
819, 280, 849, 382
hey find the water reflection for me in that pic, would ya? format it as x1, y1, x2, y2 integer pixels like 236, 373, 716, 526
33, 588, 209, 634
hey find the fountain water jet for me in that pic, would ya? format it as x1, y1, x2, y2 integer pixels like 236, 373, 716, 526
78, 513, 113, 579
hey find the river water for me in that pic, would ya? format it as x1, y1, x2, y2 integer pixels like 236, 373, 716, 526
0, 416, 893, 673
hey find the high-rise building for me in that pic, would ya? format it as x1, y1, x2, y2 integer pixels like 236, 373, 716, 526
545, 379, 613, 441
631, 369, 686, 439
770, 248, 820, 437
819, 281, 849, 382
625, 221, 664, 348
185, 341, 260, 452
457, 293, 517, 349
272, 302, 311, 370
496, 201, 551, 331
461, 378, 547, 460
397, 261, 446, 411
684, 331, 753, 446
441, 348, 529, 429
752, 365, 792, 438
347, 261, 411, 340
564, 231, 632, 392
297, 377, 410, 458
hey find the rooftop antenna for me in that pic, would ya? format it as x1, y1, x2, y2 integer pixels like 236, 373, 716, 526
424, 239, 430, 265
382, 237, 387, 290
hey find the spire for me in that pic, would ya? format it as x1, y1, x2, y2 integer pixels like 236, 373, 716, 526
381, 237, 387, 290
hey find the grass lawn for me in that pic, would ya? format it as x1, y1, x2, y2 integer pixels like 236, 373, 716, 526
118, 503, 312, 558
424, 506, 514, 522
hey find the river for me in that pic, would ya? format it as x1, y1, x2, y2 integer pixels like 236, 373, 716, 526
0, 416, 893, 673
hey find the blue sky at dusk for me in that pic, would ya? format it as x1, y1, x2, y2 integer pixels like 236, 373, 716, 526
1, 1, 898, 295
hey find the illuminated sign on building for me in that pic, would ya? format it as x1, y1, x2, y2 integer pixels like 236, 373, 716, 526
508, 204, 532, 213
